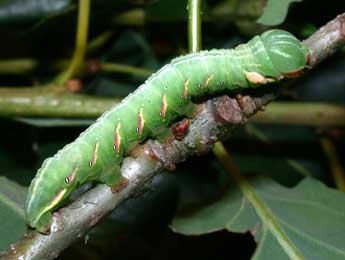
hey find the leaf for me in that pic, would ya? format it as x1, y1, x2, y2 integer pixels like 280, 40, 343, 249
0, 177, 27, 252
257, 0, 303, 26
171, 177, 345, 259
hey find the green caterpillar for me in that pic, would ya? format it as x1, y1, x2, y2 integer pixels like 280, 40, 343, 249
25, 29, 309, 233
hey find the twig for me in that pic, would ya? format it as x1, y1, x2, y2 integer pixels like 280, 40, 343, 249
251, 102, 345, 126
53, 0, 90, 87
100, 62, 153, 78
321, 137, 345, 191
0, 59, 38, 75
0, 31, 113, 76
1, 12, 345, 260
0, 87, 119, 118
188, 0, 202, 52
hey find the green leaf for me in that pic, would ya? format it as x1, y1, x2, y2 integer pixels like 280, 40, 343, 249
257, 0, 303, 26
0, 177, 27, 252
171, 177, 345, 259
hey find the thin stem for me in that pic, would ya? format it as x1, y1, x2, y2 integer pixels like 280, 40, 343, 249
100, 63, 153, 77
213, 142, 304, 260
54, 0, 90, 86
0, 58, 151, 78
0, 31, 112, 76
87, 31, 113, 53
245, 123, 269, 143
251, 102, 345, 126
286, 159, 313, 177
0, 59, 38, 74
321, 137, 345, 191
0, 87, 119, 118
188, 0, 202, 52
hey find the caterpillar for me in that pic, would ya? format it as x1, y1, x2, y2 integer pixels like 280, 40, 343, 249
25, 29, 309, 233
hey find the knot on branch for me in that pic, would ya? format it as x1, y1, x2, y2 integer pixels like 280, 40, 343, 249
214, 94, 269, 124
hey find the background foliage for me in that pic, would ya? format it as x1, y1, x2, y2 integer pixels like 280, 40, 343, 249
0, 0, 344, 259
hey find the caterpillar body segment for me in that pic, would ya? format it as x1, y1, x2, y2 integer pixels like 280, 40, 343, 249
25, 29, 309, 233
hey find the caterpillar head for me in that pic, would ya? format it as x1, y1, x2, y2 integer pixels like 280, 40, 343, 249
25, 161, 78, 234
260, 29, 309, 77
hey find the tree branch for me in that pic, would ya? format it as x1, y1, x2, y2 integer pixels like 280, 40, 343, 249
1, 13, 345, 260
